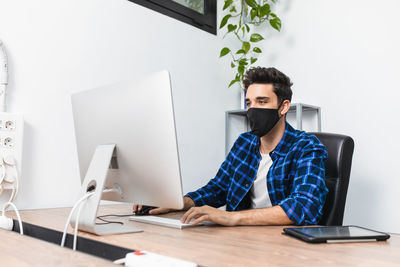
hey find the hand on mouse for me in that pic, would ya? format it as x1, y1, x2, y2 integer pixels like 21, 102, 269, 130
133, 197, 195, 215
133, 204, 171, 215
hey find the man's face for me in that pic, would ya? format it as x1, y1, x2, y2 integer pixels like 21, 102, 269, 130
245, 83, 280, 110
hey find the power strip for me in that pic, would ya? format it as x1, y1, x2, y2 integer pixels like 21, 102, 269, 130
125, 251, 197, 267
0, 112, 23, 192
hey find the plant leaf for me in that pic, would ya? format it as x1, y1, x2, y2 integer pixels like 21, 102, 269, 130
250, 57, 257, 64
250, 9, 257, 20
220, 14, 231, 29
239, 58, 248, 65
229, 79, 239, 88
227, 24, 237, 33
260, 4, 271, 17
250, 33, 264, 42
270, 17, 282, 31
219, 47, 231, 57
223, 0, 233, 10
238, 65, 245, 75
242, 41, 250, 53
231, 62, 236, 68
257, 6, 263, 17
236, 49, 245, 54
229, 6, 237, 13
253, 47, 262, 53
245, 0, 258, 9
245, 24, 250, 32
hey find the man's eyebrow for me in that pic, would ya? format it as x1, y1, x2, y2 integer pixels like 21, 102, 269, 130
245, 96, 270, 101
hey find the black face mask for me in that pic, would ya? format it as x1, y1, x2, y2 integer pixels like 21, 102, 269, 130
247, 104, 283, 137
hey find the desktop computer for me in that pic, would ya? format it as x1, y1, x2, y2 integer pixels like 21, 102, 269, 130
70, 70, 185, 235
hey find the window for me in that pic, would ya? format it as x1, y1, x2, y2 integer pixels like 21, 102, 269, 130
128, 0, 217, 34
172, 0, 205, 14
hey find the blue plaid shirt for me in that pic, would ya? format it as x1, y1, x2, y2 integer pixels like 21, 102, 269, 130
185, 122, 328, 225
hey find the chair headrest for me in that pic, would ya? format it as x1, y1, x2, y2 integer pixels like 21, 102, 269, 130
309, 132, 354, 179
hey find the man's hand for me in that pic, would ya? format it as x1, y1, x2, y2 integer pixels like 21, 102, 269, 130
132, 205, 171, 215
133, 196, 195, 215
181, 205, 239, 226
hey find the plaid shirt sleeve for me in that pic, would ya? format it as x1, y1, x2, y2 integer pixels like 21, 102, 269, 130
184, 144, 236, 208
278, 143, 328, 225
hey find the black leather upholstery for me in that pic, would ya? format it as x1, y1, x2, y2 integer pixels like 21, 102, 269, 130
309, 132, 355, 226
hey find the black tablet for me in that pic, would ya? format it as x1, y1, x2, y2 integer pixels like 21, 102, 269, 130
283, 225, 391, 243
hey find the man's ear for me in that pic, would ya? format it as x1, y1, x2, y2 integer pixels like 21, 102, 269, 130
280, 100, 291, 116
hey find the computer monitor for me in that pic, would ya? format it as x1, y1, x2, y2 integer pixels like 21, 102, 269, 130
70, 70, 184, 235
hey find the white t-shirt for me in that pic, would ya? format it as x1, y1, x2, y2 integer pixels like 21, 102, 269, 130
250, 153, 273, 209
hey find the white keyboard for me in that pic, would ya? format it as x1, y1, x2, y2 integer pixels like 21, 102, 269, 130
129, 216, 207, 229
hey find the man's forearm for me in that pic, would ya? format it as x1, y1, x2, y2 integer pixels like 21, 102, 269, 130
234, 205, 294, 226
183, 196, 195, 210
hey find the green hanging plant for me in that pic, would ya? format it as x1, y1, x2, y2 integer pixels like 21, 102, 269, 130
219, 0, 282, 89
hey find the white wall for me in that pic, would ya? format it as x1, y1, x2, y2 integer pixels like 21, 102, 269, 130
0, 0, 239, 208
1, 0, 399, 234
258, 0, 400, 233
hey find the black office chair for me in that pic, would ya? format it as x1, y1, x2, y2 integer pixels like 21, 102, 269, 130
309, 132, 355, 226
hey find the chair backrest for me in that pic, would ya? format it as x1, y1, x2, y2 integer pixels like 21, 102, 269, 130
309, 132, 355, 226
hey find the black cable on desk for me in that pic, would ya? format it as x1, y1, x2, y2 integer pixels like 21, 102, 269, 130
95, 213, 135, 225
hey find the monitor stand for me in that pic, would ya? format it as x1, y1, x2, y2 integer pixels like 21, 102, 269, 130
70, 144, 142, 235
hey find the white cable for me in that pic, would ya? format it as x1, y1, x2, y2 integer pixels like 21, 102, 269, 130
61, 192, 95, 248
7, 169, 18, 205
0, 39, 8, 112
11, 163, 19, 203
13, 162, 19, 200
0, 189, 15, 212
0, 163, 6, 198
0, 163, 5, 183
73, 200, 85, 251
72, 187, 118, 250
2, 156, 19, 205
1, 202, 23, 235
0, 85, 6, 113
7, 189, 16, 206
62, 187, 119, 249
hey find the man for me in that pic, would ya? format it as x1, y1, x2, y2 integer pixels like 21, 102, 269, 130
134, 67, 328, 226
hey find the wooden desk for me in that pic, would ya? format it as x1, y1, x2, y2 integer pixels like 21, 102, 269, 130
5, 204, 400, 266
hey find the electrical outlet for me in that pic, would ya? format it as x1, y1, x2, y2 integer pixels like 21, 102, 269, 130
0, 112, 23, 181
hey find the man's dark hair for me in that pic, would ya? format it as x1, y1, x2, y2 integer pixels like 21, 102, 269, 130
243, 67, 293, 104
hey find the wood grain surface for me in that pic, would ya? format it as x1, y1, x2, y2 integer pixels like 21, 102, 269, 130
4, 204, 400, 267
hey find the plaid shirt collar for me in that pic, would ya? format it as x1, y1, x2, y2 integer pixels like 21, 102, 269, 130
250, 122, 296, 159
